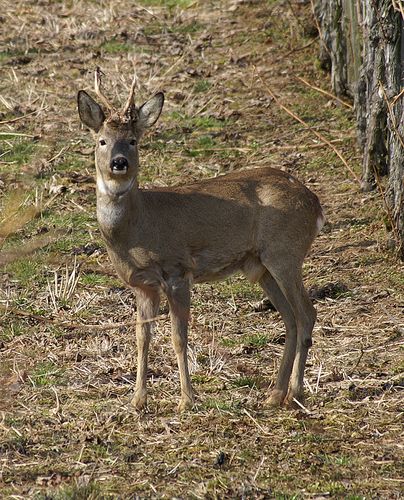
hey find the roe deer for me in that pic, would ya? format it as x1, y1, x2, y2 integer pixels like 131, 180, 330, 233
77, 70, 325, 411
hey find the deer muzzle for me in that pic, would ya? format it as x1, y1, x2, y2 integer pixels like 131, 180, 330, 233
110, 156, 129, 175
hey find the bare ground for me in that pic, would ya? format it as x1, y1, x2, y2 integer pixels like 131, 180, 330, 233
0, 0, 403, 498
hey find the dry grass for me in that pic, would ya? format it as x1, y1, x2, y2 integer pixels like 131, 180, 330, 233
0, 0, 403, 498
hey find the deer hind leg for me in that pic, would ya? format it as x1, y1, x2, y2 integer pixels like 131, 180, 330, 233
262, 258, 316, 407
259, 271, 297, 407
285, 285, 316, 408
131, 287, 160, 410
165, 277, 194, 412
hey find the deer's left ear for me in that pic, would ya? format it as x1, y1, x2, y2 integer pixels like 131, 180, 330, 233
77, 90, 105, 132
138, 92, 164, 129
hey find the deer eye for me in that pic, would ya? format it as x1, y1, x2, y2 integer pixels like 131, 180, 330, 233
129, 139, 136, 146
99, 139, 106, 146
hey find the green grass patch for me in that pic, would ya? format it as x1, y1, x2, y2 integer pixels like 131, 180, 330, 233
220, 337, 241, 348
0, 137, 39, 167
304, 151, 340, 175
191, 373, 214, 384
197, 135, 216, 148
43, 325, 69, 339
139, 0, 195, 8
307, 480, 349, 495
0, 47, 38, 63
185, 134, 217, 157
43, 209, 96, 234
85, 443, 111, 460
191, 116, 226, 129
0, 51, 10, 61
173, 20, 203, 34
272, 494, 301, 500
142, 22, 165, 37
4, 258, 43, 286
291, 89, 355, 131
55, 151, 86, 173
232, 375, 263, 389
7, 190, 93, 271
163, 112, 230, 158
80, 272, 119, 288
243, 333, 269, 349
194, 79, 212, 93
386, 268, 404, 288
0, 434, 30, 454
170, 112, 228, 131
321, 454, 353, 466
213, 277, 262, 301
38, 481, 102, 500
0, 320, 26, 342
202, 398, 240, 412
31, 362, 64, 387
19, 207, 99, 256
101, 39, 132, 54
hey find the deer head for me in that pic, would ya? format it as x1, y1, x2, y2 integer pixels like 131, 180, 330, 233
77, 69, 164, 196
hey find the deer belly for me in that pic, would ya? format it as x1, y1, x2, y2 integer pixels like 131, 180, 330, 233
192, 251, 264, 284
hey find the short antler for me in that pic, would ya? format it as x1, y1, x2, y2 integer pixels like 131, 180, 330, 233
94, 67, 115, 114
122, 73, 137, 118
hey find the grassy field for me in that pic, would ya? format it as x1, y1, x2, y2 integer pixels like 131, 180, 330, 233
0, 0, 403, 498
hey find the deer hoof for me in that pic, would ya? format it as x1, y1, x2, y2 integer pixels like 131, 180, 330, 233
131, 391, 147, 410
284, 390, 305, 409
265, 389, 286, 407
178, 396, 194, 412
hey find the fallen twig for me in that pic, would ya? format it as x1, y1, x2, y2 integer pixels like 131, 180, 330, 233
0, 107, 47, 125
291, 398, 311, 414
296, 76, 353, 109
273, 138, 347, 150
46, 145, 69, 165
255, 69, 361, 185
243, 408, 271, 435
283, 38, 318, 58
0, 304, 168, 332
0, 132, 37, 138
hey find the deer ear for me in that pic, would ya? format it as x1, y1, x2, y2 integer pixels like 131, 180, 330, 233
77, 90, 105, 132
138, 92, 164, 129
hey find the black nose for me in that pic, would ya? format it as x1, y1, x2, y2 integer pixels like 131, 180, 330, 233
110, 157, 128, 171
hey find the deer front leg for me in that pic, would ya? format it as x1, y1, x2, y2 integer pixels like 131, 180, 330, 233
166, 278, 194, 412
131, 287, 160, 410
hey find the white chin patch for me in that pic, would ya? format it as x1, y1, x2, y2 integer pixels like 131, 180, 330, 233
111, 167, 128, 176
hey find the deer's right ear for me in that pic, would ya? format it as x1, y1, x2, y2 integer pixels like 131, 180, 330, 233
77, 90, 105, 132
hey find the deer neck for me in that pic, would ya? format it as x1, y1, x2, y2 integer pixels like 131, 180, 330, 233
96, 174, 142, 243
